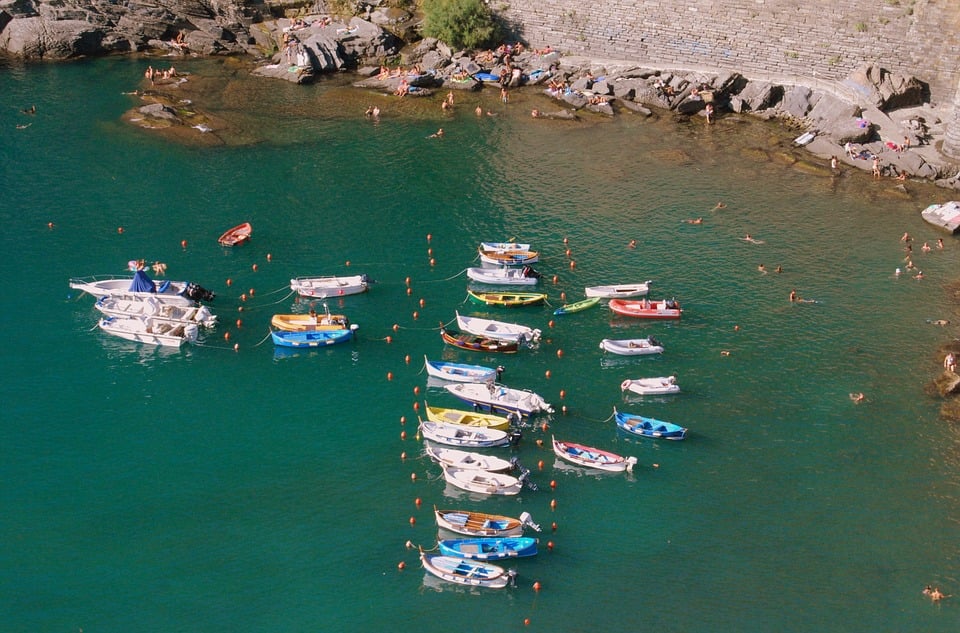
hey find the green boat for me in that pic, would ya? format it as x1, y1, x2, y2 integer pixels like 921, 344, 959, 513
467, 290, 547, 307
553, 297, 600, 315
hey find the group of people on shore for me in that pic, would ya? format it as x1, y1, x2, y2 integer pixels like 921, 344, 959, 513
143, 66, 178, 84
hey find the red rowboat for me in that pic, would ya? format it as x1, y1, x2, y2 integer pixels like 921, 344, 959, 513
608, 298, 682, 319
218, 222, 252, 246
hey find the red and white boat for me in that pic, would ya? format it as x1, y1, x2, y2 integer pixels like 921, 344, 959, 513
218, 222, 252, 246
608, 298, 682, 319
551, 436, 637, 472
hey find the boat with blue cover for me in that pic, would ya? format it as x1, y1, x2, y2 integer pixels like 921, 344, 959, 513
614, 407, 687, 440
270, 325, 357, 348
423, 356, 501, 383
438, 537, 538, 560
70, 268, 215, 306
420, 550, 515, 588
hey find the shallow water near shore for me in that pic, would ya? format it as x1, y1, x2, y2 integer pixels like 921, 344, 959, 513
3, 56, 960, 632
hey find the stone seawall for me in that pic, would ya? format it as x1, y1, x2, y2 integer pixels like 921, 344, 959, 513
497, 0, 960, 105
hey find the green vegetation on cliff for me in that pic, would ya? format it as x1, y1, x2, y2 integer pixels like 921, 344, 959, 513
420, 0, 501, 49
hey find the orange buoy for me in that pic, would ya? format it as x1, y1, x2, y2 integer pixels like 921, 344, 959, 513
400, 430, 407, 440
426, 234, 432, 242
226, 278, 232, 286
427, 247, 433, 256
412, 311, 419, 320
251, 264, 258, 272
413, 386, 420, 395
406, 287, 413, 295
393, 324, 400, 332
400, 416, 406, 425
537, 460, 544, 470
398, 561, 406, 571
249, 288, 255, 297
236, 319, 242, 328
547, 541, 554, 551
563, 237, 568, 244
550, 499, 557, 510
549, 480, 557, 489
415, 497, 422, 507
401, 451, 407, 459
429, 258, 435, 267
266, 253, 272, 262
240, 293, 247, 302
419, 298, 425, 308
410, 473, 417, 482
117, 227, 124, 234
551, 522, 558, 532
552, 275, 558, 284
569, 260, 576, 269
560, 291, 567, 301
47, 222, 55, 229
541, 422, 548, 432
387, 372, 394, 381
224, 332, 231, 341
524, 619, 530, 626
548, 320, 555, 328
385, 335, 392, 343
180, 239, 187, 249
412, 402, 420, 411
533, 581, 541, 592
405, 354, 411, 364
565, 249, 571, 257
561, 405, 568, 414
556, 349, 563, 359
409, 515, 416, 524
559, 389, 566, 399
405, 277, 411, 286
545, 370, 551, 379
734, 324, 740, 331
237, 306, 244, 312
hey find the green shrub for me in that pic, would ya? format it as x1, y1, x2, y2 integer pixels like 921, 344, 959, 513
421, 0, 502, 50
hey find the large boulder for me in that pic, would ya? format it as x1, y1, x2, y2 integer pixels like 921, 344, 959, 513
777, 85, 818, 119
841, 64, 928, 111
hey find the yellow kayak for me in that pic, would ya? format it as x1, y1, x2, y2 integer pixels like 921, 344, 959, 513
424, 403, 513, 430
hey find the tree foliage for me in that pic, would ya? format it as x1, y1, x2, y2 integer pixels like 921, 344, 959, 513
420, 0, 501, 50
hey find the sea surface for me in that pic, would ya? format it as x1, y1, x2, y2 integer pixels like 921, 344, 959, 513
2, 56, 960, 632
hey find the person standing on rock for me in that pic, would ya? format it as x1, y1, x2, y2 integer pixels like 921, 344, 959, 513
944, 352, 956, 373
872, 155, 882, 178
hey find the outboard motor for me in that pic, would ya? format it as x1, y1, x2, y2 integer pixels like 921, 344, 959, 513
496, 365, 506, 381
507, 569, 518, 587
508, 429, 523, 446
649, 336, 661, 347
522, 266, 542, 279
516, 467, 538, 491
518, 511, 541, 532
183, 282, 216, 302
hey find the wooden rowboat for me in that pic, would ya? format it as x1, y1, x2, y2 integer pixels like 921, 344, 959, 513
467, 266, 541, 285
609, 298, 682, 319
425, 444, 515, 472
270, 311, 350, 332
478, 247, 539, 266
218, 222, 252, 246
551, 436, 638, 472
290, 274, 369, 298
270, 327, 356, 348
435, 506, 541, 537
442, 465, 523, 495
418, 420, 514, 448
440, 327, 520, 353
423, 356, 501, 383
467, 290, 547, 307
420, 550, 514, 588
455, 312, 541, 344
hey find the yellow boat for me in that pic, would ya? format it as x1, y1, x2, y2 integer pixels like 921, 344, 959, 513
466, 290, 547, 307
424, 403, 513, 430
271, 311, 350, 332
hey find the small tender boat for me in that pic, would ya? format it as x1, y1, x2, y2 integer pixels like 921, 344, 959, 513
467, 290, 547, 307
584, 281, 652, 299
98, 316, 199, 347
438, 537, 538, 560
270, 310, 350, 332
467, 266, 541, 286
424, 356, 501, 383
444, 382, 553, 417
434, 506, 541, 537
418, 420, 513, 448
290, 274, 369, 298
440, 328, 520, 353
95, 296, 218, 328
609, 298, 682, 319
793, 131, 816, 146
553, 297, 599, 315
621, 376, 680, 395
70, 270, 215, 306
480, 241, 531, 252
420, 550, 514, 588
433, 506, 540, 536
442, 465, 523, 495
478, 247, 539, 267
425, 443, 515, 473
456, 312, 541, 344
614, 407, 687, 440
270, 326, 357, 348
921, 201, 960, 234
551, 436, 638, 472
599, 337, 664, 355
218, 222, 252, 246
425, 403, 514, 430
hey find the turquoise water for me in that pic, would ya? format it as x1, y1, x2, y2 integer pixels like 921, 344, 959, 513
3, 56, 960, 632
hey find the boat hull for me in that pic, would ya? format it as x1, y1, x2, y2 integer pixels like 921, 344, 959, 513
95, 296, 217, 328
290, 275, 369, 298
270, 313, 350, 332
466, 266, 540, 285
455, 312, 540, 344
609, 298, 682, 319
440, 328, 519, 353
218, 222, 252, 246
418, 420, 512, 447
438, 537, 538, 560
444, 382, 553, 417
551, 436, 636, 472
425, 404, 512, 430
270, 328, 354, 348
443, 465, 522, 495
425, 444, 515, 472
434, 507, 540, 537
420, 552, 511, 588
424, 356, 499, 383
600, 337, 664, 355
467, 290, 546, 307
621, 377, 680, 395
584, 282, 652, 298
553, 297, 599, 315
98, 316, 198, 347
614, 408, 687, 440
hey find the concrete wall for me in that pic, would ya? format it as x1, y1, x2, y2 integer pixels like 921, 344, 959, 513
497, 0, 960, 105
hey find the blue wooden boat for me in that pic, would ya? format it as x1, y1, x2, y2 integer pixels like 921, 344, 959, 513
423, 356, 501, 383
438, 537, 538, 560
614, 407, 687, 440
270, 325, 356, 348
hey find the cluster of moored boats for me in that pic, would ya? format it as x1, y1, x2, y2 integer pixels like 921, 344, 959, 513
413, 240, 691, 588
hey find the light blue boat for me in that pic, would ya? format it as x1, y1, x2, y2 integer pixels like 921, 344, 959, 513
438, 537, 538, 560
614, 407, 687, 440
423, 356, 501, 383
270, 326, 356, 348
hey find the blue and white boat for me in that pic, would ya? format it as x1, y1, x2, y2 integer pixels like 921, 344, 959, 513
444, 382, 553, 417
438, 537, 538, 560
614, 407, 687, 440
270, 325, 357, 348
420, 550, 515, 588
423, 356, 501, 383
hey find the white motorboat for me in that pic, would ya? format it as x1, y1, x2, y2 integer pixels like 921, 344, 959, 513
418, 420, 513, 448
621, 376, 681, 395
442, 465, 523, 495
455, 311, 541, 344
70, 270, 214, 306
444, 382, 553, 417
95, 296, 218, 328
425, 443, 515, 472
467, 266, 541, 285
289, 274, 369, 298
599, 337, 664, 355
98, 316, 199, 347
584, 281, 652, 298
